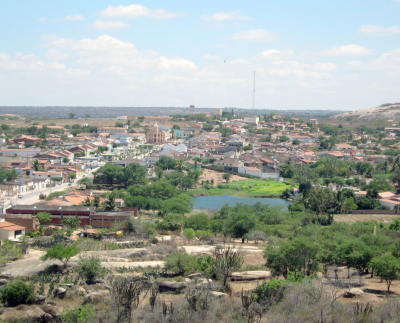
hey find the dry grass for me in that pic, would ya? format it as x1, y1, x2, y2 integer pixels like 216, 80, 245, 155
334, 213, 398, 223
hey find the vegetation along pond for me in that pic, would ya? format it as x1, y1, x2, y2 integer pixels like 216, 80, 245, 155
192, 194, 291, 210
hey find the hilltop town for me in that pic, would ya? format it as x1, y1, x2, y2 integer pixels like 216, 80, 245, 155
1, 106, 400, 322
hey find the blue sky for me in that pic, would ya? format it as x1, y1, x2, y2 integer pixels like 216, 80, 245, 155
0, 1, 399, 110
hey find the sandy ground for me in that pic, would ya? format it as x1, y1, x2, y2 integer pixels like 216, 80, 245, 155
199, 169, 247, 185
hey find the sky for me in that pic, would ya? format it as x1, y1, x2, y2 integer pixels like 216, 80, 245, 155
0, 1, 399, 110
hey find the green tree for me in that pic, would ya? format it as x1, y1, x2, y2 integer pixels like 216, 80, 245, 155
279, 160, 295, 179
292, 139, 300, 145
32, 159, 43, 171
94, 163, 124, 185
102, 194, 118, 211
185, 213, 210, 231
35, 212, 51, 224
41, 243, 80, 268
62, 216, 81, 230
156, 156, 177, 170
264, 237, 319, 279
337, 239, 374, 276
370, 254, 400, 293
222, 173, 231, 183
77, 177, 93, 188
175, 159, 184, 172
122, 163, 147, 188
62, 157, 70, 164
68, 113, 75, 119
202, 124, 213, 131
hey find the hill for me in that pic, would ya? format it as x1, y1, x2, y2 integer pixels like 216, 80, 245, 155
331, 103, 400, 121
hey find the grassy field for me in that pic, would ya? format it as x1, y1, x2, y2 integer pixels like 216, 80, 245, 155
190, 179, 292, 198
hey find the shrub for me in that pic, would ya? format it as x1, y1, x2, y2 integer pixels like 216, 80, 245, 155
0, 280, 34, 307
164, 253, 198, 276
60, 303, 96, 323
77, 255, 107, 283
183, 228, 195, 240
252, 279, 287, 306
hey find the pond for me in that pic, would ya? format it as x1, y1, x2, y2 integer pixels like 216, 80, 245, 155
191, 194, 291, 210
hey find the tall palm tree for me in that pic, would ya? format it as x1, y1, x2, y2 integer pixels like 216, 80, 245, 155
176, 159, 184, 172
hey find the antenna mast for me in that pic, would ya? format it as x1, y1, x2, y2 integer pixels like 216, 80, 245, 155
253, 71, 255, 115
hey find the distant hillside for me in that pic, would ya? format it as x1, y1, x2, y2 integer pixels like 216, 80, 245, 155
0, 106, 343, 119
331, 103, 400, 120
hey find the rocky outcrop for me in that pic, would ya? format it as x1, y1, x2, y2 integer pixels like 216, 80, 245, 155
157, 281, 187, 293
210, 291, 229, 298
231, 271, 272, 281
53, 287, 67, 299
344, 288, 364, 298
83, 290, 110, 305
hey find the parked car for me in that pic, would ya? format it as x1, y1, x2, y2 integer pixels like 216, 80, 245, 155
18, 195, 23, 198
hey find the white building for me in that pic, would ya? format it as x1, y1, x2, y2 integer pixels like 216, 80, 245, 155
243, 117, 259, 125
162, 143, 188, 153
289, 135, 313, 143
213, 108, 222, 116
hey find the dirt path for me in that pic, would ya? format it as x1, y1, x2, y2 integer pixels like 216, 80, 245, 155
1, 249, 58, 276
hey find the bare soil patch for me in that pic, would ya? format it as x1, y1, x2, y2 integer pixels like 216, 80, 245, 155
199, 169, 247, 185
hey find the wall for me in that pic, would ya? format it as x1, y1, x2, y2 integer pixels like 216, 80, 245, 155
91, 215, 129, 228
0, 230, 13, 241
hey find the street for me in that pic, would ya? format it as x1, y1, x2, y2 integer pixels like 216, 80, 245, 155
3, 166, 97, 209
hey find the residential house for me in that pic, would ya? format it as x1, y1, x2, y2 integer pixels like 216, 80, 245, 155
214, 158, 244, 172
0, 219, 25, 241
0, 214, 39, 234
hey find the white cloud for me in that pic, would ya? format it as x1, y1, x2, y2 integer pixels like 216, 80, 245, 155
313, 63, 337, 71
1, 34, 399, 111
322, 44, 373, 56
64, 15, 85, 21
359, 25, 400, 36
232, 29, 277, 41
46, 48, 69, 60
38, 17, 46, 22
202, 10, 250, 21
346, 60, 363, 68
99, 4, 182, 19
253, 49, 294, 60
93, 20, 131, 30
204, 54, 220, 60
